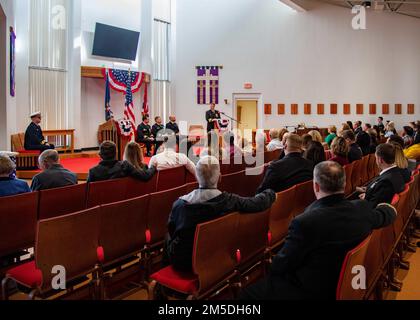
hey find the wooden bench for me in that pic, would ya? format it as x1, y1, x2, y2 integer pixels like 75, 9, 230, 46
10, 133, 40, 170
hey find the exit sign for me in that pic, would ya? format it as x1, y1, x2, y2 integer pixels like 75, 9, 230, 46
244, 83, 253, 89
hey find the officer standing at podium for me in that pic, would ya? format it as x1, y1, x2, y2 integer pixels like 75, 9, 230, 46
205, 103, 221, 133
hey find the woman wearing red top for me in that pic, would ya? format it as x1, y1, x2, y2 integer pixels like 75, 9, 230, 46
329, 137, 349, 167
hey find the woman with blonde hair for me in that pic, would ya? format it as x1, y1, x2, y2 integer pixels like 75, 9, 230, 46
325, 126, 337, 147
308, 130, 323, 144
329, 137, 349, 167
124, 142, 148, 171
384, 122, 397, 138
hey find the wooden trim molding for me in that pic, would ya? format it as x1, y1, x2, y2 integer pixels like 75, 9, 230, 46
382, 104, 390, 115
264, 104, 272, 115
291, 104, 299, 115
408, 104, 415, 115
304, 104, 311, 115
330, 104, 338, 115
343, 104, 351, 115
317, 104, 325, 115
369, 104, 377, 115
395, 104, 402, 115
356, 104, 364, 115
278, 104, 285, 115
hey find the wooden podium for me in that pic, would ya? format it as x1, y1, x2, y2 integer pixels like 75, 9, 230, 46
98, 120, 131, 161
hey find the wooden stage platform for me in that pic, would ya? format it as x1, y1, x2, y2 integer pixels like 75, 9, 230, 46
16, 151, 100, 181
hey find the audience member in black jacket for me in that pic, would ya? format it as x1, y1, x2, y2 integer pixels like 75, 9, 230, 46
357, 144, 406, 207
342, 130, 363, 163
257, 134, 313, 194
87, 141, 156, 183
241, 162, 397, 300
165, 156, 276, 272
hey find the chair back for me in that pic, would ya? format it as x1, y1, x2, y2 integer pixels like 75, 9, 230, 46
38, 184, 87, 220
364, 229, 384, 289
156, 167, 186, 192
336, 235, 372, 300
264, 150, 281, 163
147, 185, 187, 245
0, 192, 38, 257
351, 160, 363, 191
292, 180, 315, 217
219, 171, 245, 195
367, 154, 377, 181
344, 163, 354, 196
360, 156, 370, 185
125, 175, 157, 199
87, 178, 128, 208
36, 207, 101, 289
193, 213, 238, 294
99, 195, 149, 264
269, 186, 296, 247
240, 166, 265, 197
236, 209, 270, 267
11, 133, 25, 152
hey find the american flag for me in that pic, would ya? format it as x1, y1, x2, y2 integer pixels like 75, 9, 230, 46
110, 69, 138, 128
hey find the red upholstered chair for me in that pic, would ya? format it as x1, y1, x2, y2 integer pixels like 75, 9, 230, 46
344, 163, 354, 196
185, 182, 199, 194
38, 184, 87, 220
268, 186, 296, 252
2, 207, 101, 300
360, 156, 370, 186
0, 192, 38, 261
125, 175, 157, 199
351, 160, 363, 192
185, 171, 197, 183
367, 153, 378, 181
264, 150, 281, 164
149, 213, 239, 300
292, 180, 315, 217
235, 209, 270, 286
364, 229, 385, 300
86, 178, 128, 208
240, 166, 265, 197
336, 235, 372, 300
325, 150, 333, 161
219, 171, 246, 195
156, 167, 186, 192
146, 185, 187, 249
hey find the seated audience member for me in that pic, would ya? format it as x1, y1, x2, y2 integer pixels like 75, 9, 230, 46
0, 155, 31, 197
165, 156, 276, 272
325, 126, 337, 147
267, 129, 283, 152
413, 121, 420, 145
353, 121, 363, 135
367, 128, 379, 154
257, 134, 313, 194
149, 137, 196, 176
357, 144, 406, 207
339, 123, 351, 136
389, 142, 411, 183
226, 134, 243, 159
304, 141, 326, 166
302, 134, 313, 152
166, 115, 180, 135
308, 130, 323, 144
124, 142, 148, 171
341, 130, 363, 163
355, 124, 371, 156
387, 135, 417, 171
31, 150, 77, 191
24, 112, 55, 152
88, 141, 156, 183
152, 116, 165, 155
346, 121, 354, 132
364, 123, 372, 131
241, 161, 396, 300
402, 126, 414, 148
136, 115, 154, 157
384, 121, 397, 138
404, 143, 420, 162
330, 137, 349, 167
377, 117, 385, 134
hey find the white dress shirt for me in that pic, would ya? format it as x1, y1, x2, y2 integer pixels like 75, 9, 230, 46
149, 148, 196, 175
266, 139, 284, 152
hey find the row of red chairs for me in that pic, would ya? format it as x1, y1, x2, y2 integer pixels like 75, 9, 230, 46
337, 165, 420, 300
344, 154, 379, 196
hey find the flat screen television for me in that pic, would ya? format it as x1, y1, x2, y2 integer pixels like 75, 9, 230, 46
92, 23, 140, 61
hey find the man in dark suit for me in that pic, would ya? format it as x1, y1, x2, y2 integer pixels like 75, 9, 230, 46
87, 141, 156, 183
165, 115, 180, 135
377, 117, 385, 134
24, 112, 55, 152
342, 130, 363, 163
31, 150, 77, 191
257, 134, 313, 194
164, 156, 276, 272
152, 116, 165, 155
205, 103, 221, 133
136, 115, 154, 157
241, 161, 397, 300
357, 143, 406, 207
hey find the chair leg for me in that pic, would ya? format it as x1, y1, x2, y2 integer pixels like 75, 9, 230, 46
148, 280, 157, 300
28, 289, 39, 300
1, 277, 12, 301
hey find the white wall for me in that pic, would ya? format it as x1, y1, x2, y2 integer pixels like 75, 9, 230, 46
173, 0, 420, 132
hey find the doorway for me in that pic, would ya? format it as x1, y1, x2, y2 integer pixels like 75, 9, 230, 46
236, 100, 258, 143
0, 5, 6, 150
